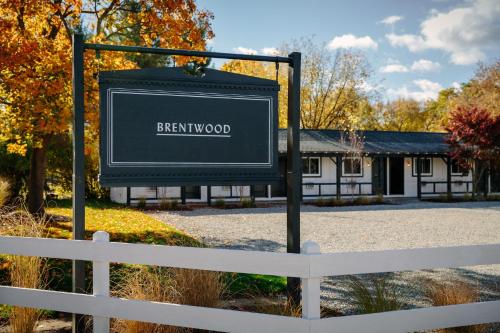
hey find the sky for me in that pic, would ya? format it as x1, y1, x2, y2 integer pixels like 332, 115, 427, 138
196, 0, 500, 102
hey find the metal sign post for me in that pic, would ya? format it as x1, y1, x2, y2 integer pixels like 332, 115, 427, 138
71, 34, 302, 332
71, 33, 86, 333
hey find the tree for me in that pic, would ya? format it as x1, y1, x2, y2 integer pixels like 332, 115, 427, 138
453, 60, 500, 116
0, 0, 213, 215
446, 106, 500, 196
222, 37, 373, 130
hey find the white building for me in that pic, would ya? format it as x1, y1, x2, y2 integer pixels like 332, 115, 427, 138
110, 130, 500, 205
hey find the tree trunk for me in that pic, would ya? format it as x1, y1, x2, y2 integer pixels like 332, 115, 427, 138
27, 137, 49, 216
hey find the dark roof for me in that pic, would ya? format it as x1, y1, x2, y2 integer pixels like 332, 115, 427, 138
278, 129, 450, 155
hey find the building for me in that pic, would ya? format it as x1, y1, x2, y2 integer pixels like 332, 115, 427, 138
110, 129, 500, 205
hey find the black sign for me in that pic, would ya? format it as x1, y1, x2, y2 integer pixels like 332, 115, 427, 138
99, 67, 279, 186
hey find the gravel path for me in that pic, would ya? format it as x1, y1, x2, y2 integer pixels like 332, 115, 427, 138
149, 200, 500, 315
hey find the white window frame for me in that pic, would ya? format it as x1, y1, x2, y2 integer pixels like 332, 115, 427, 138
342, 157, 363, 177
412, 157, 432, 176
302, 157, 321, 177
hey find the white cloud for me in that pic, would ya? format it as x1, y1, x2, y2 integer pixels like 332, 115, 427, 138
410, 59, 441, 72
388, 79, 443, 101
381, 15, 403, 25
233, 46, 257, 55
385, 0, 500, 65
327, 34, 378, 50
261, 47, 279, 56
380, 64, 409, 73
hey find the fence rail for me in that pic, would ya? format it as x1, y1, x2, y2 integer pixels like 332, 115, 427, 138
1, 234, 500, 333
302, 182, 372, 197
421, 180, 473, 195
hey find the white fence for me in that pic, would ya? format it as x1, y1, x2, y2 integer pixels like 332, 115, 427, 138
1, 233, 500, 333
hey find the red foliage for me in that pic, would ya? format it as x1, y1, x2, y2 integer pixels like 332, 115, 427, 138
446, 106, 500, 168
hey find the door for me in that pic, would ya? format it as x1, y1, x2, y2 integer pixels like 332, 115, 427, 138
389, 157, 405, 195
372, 156, 387, 195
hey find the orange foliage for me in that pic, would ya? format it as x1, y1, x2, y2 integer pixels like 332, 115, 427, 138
0, 0, 213, 155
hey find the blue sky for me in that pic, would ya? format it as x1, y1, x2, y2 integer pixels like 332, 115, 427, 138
197, 0, 499, 102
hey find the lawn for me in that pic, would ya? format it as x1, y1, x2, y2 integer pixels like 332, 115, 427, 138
43, 199, 199, 246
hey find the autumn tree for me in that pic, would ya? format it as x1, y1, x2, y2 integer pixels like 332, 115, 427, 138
0, 0, 213, 215
222, 37, 373, 130
446, 106, 500, 196
453, 60, 500, 116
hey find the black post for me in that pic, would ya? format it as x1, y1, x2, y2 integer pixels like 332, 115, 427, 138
286, 52, 301, 304
336, 155, 342, 200
72, 33, 86, 333
250, 185, 256, 205
207, 186, 211, 206
446, 156, 452, 198
126, 187, 131, 206
181, 186, 186, 205
417, 157, 422, 200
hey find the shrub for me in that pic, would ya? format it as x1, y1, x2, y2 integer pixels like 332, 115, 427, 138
240, 198, 255, 208
213, 198, 225, 208
353, 196, 371, 205
373, 193, 384, 204
136, 197, 147, 209
328, 198, 345, 206
0, 177, 10, 207
173, 268, 223, 308
2, 207, 47, 333
424, 280, 488, 333
159, 198, 178, 211
346, 276, 402, 314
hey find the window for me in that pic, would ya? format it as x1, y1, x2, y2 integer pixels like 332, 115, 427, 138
412, 157, 432, 176
342, 157, 362, 176
302, 157, 321, 176
451, 160, 468, 175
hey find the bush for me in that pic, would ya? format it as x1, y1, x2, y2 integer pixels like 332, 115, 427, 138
373, 193, 384, 204
213, 198, 225, 208
159, 198, 178, 211
353, 196, 371, 205
424, 280, 488, 333
0, 177, 10, 207
136, 197, 147, 209
346, 276, 402, 314
240, 198, 255, 208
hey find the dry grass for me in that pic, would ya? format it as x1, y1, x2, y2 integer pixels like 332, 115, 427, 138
1, 206, 47, 333
346, 276, 402, 314
424, 280, 488, 333
173, 268, 223, 308
111, 266, 179, 333
0, 177, 10, 207
112, 266, 223, 333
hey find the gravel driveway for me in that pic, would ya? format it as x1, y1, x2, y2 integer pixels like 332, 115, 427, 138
149, 200, 500, 315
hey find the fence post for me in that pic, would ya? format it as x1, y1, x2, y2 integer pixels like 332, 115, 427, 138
301, 240, 321, 321
92, 231, 110, 333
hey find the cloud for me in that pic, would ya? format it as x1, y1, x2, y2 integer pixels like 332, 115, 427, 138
327, 34, 378, 50
233, 46, 257, 55
381, 15, 403, 25
261, 47, 279, 56
380, 64, 409, 73
410, 59, 441, 72
385, 0, 500, 65
388, 79, 443, 101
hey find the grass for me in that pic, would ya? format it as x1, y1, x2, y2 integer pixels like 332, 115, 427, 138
424, 280, 489, 333
44, 199, 198, 246
346, 276, 402, 314
227, 273, 287, 296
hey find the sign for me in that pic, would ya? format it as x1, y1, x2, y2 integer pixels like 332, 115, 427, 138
99, 67, 279, 186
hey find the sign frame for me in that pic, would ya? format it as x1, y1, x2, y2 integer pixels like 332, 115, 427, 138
98, 67, 280, 186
